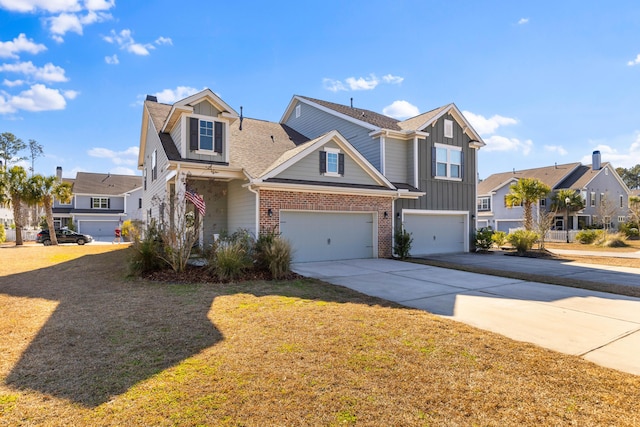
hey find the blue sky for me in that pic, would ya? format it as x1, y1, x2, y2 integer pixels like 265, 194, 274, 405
1, 1, 639, 180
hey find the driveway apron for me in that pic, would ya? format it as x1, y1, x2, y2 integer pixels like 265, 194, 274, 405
292, 258, 640, 376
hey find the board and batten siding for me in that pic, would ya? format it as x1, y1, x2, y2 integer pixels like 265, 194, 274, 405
227, 179, 256, 235
395, 114, 478, 250
284, 101, 381, 170
384, 137, 408, 184
193, 100, 221, 116
274, 141, 380, 186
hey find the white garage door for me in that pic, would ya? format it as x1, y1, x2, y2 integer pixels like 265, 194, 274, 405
403, 211, 467, 256
78, 221, 119, 239
280, 211, 375, 262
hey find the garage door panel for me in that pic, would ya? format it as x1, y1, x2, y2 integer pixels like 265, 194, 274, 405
404, 213, 466, 256
79, 221, 119, 238
281, 211, 374, 262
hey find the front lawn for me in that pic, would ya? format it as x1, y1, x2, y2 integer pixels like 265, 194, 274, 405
0, 245, 638, 426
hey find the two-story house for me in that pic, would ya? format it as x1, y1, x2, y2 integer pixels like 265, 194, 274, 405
52, 167, 143, 239
477, 151, 630, 232
139, 89, 484, 262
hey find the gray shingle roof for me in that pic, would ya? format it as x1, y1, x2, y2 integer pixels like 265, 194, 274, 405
72, 172, 142, 195
478, 163, 581, 195
298, 96, 403, 131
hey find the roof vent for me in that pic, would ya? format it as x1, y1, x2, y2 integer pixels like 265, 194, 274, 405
145, 95, 158, 102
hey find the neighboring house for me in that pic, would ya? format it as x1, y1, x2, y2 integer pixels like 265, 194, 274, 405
52, 167, 143, 238
0, 200, 11, 229
477, 151, 630, 232
139, 89, 484, 262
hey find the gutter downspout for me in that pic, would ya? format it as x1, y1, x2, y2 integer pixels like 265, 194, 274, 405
243, 175, 260, 236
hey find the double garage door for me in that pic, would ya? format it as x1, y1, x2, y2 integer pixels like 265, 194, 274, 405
403, 211, 467, 256
78, 220, 119, 239
280, 211, 375, 263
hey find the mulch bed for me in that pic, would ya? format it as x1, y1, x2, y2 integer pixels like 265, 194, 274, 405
143, 265, 302, 284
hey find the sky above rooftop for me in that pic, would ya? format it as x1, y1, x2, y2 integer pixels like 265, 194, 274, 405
1, 0, 639, 179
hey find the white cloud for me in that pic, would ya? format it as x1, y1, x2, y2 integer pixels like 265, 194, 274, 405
544, 145, 568, 155
0, 33, 47, 59
627, 54, 640, 66
0, 83, 69, 113
0, 61, 68, 82
104, 54, 119, 64
462, 110, 518, 135
382, 100, 420, 119
323, 73, 405, 92
483, 135, 533, 155
104, 29, 171, 56
84, 0, 115, 11
382, 74, 404, 84
346, 74, 379, 90
518, 18, 529, 25
322, 78, 346, 92
47, 10, 111, 41
581, 138, 640, 168
87, 146, 139, 167
110, 166, 137, 175
63, 89, 79, 99
0, 0, 82, 13
151, 86, 202, 104
3, 78, 24, 87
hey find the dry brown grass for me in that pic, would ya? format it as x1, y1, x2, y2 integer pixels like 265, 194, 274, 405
1, 244, 639, 426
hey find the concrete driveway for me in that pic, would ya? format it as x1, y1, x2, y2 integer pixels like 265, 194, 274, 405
292, 258, 640, 375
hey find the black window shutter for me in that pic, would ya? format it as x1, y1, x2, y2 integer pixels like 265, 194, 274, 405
319, 151, 327, 174
90, 197, 93, 208
189, 117, 199, 151
460, 151, 465, 180
107, 199, 111, 209
214, 122, 223, 153
338, 153, 345, 175
431, 146, 436, 177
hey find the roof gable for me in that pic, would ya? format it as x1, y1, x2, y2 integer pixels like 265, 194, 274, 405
478, 162, 581, 195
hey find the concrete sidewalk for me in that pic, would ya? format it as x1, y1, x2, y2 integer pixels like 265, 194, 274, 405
292, 258, 640, 375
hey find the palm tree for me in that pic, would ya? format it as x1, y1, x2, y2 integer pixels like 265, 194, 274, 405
551, 189, 585, 236
505, 178, 551, 231
28, 174, 73, 246
3, 166, 29, 245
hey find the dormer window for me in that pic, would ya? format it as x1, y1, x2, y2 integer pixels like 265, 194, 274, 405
190, 117, 224, 153
319, 148, 344, 177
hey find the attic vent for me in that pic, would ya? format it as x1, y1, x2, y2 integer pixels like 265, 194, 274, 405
145, 95, 158, 102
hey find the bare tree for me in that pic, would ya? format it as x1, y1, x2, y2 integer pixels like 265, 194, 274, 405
28, 139, 44, 176
0, 132, 27, 168
595, 193, 617, 230
535, 209, 557, 250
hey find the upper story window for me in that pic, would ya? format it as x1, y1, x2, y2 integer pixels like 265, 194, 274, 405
151, 150, 157, 181
190, 118, 223, 153
433, 143, 463, 180
92, 197, 109, 209
477, 197, 490, 211
590, 191, 596, 207
320, 148, 344, 177
539, 198, 546, 207
295, 104, 301, 118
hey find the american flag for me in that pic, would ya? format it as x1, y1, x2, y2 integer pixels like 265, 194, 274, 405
185, 189, 206, 216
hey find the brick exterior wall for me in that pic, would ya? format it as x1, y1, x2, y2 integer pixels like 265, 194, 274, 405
259, 189, 393, 258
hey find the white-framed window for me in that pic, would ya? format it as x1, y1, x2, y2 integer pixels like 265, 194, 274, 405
590, 191, 596, 207
504, 196, 523, 208
477, 197, 491, 211
600, 193, 605, 206
604, 216, 611, 228
92, 197, 109, 209
295, 104, 301, 118
320, 148, 344, 177
444, 119, 453, 138
199, 120, 214, 150
618, 216, 626, 223
434, 143, 462, 180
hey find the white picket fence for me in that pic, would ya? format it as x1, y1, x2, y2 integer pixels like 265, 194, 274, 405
3, 229, 40, 242
509, 228, 580, 243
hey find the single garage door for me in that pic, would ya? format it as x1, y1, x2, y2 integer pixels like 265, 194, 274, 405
403, 212, 467, 255
280, 211, 375, 262
78, 220, 119, 239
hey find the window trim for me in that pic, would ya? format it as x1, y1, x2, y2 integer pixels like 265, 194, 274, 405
590, 191, 596, 207
444, 119, 453, 138
433, 143, 463, 181
191, 117, 224, 154
295, 104, 301, 118
92, 197, 109, 209
323, 148, 342, 177
477, 196, 491, 211
151, 150, 157, 181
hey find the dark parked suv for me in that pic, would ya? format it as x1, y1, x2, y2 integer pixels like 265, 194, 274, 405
36, 229, 93, 245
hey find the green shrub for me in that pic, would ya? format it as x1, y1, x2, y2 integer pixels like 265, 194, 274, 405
261, 237, 292, 279
394, 225, 413, 260
474, 227, 494, 251
575, 229, 600, 244
254, 227, 279, 270
491, 231, 508, 248
507, 229, 539, 254
619, 221, 640, 239
213, 241, 252, 282
129, 223, 164, 275
0, 226, 5, 243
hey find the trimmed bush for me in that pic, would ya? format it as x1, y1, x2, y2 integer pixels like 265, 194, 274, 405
575, 229, 600, 244
474, 227, 494, 251
394, 225, 413, 260
507, 229, 539, 255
